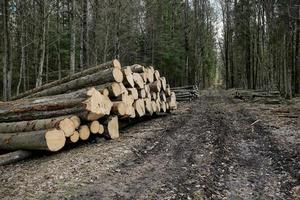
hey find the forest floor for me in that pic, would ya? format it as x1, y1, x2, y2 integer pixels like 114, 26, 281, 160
0, 89, 299, 200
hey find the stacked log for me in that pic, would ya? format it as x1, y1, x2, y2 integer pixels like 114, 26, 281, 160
233, 89, 281, 104
171, 85, 199, 101
0, 60, 178, 163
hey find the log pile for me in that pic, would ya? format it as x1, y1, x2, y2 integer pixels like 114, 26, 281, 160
171, 85, 199, 101
0, 60, 178, 158
234, 89, 282, 104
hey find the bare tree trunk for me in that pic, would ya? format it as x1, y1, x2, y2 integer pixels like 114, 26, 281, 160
36, 2, 47, 87
70, 0, 76, 75
2, 0, 8, 100
103, 0, 109, 63
17, 17, 26, 95
184, 0, 189, 85
56, 0, 62, 80
295, 6, 300, 94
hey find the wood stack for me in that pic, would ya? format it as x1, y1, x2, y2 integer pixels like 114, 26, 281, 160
0, 60, 178, 155
171, 85, 199, 101
234, 89, 281, 104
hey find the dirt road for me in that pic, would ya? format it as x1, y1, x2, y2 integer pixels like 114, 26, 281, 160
0, 90, 299, 200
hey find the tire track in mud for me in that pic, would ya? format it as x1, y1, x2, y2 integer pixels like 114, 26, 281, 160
73, 94, 299, 200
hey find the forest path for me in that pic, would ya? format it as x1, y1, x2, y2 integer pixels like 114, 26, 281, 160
73, 90, 299, 200
0, 90, 299, 200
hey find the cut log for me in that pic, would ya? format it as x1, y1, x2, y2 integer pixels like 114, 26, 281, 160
111, 101, 126, 116
133, 99, 146, 117
79, 125, 90, 140
0, 115, 77, 134
165, 84, 171, 96
102, 88, 109, 96
138, 89, 146, 98
119, 83, 128, 95
123, 66, 135, 88
105, 82, 122, 97
84, 88, 113, 116
160, 77, 167, 91
168, 92, 177, 110
154, 70, 160, 80
133, 73, 144, 89
25, 68, 123, 98
90, 121, 101, 134
160, 92, 167, 102
161, 101, 167, 113
140, 73, 148, 83
151, 92, 157, 100
129, 64, 145, 73
166, 102, 170, 111
58, 118, 76, 137
103, 116, 119, 139
128, 88, 139, 100
98, 124, 104, 134
148, 80, 161, 92
156, 100, 161, 112
0, 87, 112, 122
144, 98, 153, 115
151, 101, 158, 113
0, 129, 66, 152
0, 150, 33, 166
146, 67, 154, 83
70, 131, 80, 143
12, 60, 122, 100
70, 116, 81, 129
144, 84, 150, 94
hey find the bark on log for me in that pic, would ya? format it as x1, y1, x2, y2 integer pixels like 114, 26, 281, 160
129, 64, 145, 73
25, 68, 123, 98
128, 88, 139, 100
0, 115, 77, 133
111, 101, 126, 116
148, 80, 161, 92
0, 150, 33, 166
0, 129, 66, 152
12, 60, 121, 100
0, 88, 112, 123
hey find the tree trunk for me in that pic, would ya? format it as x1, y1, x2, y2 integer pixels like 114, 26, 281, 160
295, 6, 300, 94
70, 0, 76, 75
2, 0, 9, 101
36, 2, 47, 87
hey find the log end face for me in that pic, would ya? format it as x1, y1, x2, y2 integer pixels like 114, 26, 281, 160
45, 129, 66, 152
113, 68, 124, 83
79, 125, 90, 141
108, 116, 119, 139
90, 121, 101, 134
111, 83, 122, 97
59, 118, 76, 137
70, 131, 80, 143
113, 59, 122, 69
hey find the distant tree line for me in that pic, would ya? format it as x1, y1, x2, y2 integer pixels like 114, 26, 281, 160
0, 0, 217, 101
220, 0, 300, 98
